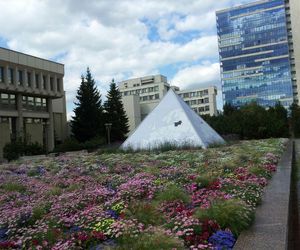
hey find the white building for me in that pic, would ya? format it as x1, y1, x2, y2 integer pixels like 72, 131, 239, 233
118, 74, 218, 134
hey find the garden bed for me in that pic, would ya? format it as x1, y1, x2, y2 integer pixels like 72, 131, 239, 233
0, 139, 287, 249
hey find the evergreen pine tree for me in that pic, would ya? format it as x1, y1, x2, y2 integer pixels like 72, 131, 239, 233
71, 68, 104, 142
104, 79, 129, 142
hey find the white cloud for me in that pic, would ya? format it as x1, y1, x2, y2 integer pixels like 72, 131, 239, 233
171, 63, 221, 89
0, 0, 253, 114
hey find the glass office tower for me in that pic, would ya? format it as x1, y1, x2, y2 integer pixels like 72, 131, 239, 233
216, 0, 293, 108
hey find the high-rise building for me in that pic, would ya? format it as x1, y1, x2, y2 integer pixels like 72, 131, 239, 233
118, 74, 218, 134
0, 47, 67, 158
216, 0, 300, 108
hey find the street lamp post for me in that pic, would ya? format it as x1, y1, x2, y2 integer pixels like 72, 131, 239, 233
105, 123, 112, 145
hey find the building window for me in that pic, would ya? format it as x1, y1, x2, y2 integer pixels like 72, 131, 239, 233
27, 72, 31, 87
22, 96, 47, 112
18, 70, 23, 86
205, 106, 210, 111
57, 78, 60, 92
155, 94, 159, 99
8, 68, 14, 84
1, 93, 9, 104
183, 93, 189, 98
50, 77, 54, 91
0, 67, 4, 82
35, 74, 39, 89
42, 75, 47, 89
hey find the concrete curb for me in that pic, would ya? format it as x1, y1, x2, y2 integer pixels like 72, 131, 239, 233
234, 140, 293, 250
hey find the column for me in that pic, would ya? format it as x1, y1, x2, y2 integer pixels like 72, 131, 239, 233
14, 66, 18, 86
16, 93, 24, 139
4, 65, 9, 87
32, 70, 36, 89
39, 72, 43, 91
53, 75, 58, 93
47, 98, 54, 152
23, 69, 28, 88
46, 74, 50, 92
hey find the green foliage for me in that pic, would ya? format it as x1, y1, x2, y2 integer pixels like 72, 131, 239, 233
115, 231, 184, 250
195, 174, 217, 188
194, 199, 255, 236
53, 136, 105, 153
290, 103, 300, 138
104, 79, 129, 142
47, 187, 62, 196
203, 102, 289, 139
154, 183, 190, 204
1, 182, 27, 193
71, 68, 104, 142
249, 166, 272, 179
3, 137, 44, 161
126, 201, 164, 226
28, 203, 51, 225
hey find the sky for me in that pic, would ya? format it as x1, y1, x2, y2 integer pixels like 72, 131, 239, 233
0, 0, 254, 120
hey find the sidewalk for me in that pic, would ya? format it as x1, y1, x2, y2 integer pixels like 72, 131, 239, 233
234, 140, 293, 250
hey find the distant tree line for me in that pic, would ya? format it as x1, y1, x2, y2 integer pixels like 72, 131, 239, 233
202, 102, 300, 139
70, 68, 129, 146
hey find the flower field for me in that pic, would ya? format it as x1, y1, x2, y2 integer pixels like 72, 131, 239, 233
0, 139, 287, 249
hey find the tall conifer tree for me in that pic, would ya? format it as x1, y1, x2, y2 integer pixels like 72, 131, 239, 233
104, 79, 129, 142
71, 68, 104, 142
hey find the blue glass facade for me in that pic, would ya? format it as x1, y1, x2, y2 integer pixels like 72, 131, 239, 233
216, 0, 293, 108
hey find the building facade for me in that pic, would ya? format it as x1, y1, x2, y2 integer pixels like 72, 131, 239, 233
216, 0, 300, 108
177, 87, 218, 116
119, 75, 170, 120
119, 74, 218, 134
0, 47, 67, 158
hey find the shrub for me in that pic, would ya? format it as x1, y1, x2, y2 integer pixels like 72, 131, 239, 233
154, 183, 190, 204
3, 138, 44, 161
54, 136, 105, 153
194, 199, 255, 236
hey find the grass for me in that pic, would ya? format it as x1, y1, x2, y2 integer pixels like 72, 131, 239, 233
194, 199, 255, 236
154, 183, 190, 204
1, 182, 27, 193
114, 231, 185, 250
125, 201, 164, 226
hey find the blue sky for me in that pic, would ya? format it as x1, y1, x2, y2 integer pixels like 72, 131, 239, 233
0, 0, 253, 119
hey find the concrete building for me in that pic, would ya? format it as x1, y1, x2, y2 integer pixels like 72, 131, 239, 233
119, 74, 218, 134
0, 47, 67, 158
177, 87, 218, 116
216, 0, 300, 108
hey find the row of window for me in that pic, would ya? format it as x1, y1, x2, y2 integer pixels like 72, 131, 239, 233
122, 85, 159, 96
0, 93, 15, 106
0, 66, 61, 92
0, 93, 48, 112
140, 94, 160, 102
178, 89, 209, 99
192, 106, 210, 113
185, 98, 210, 105
22, 96, 47, 111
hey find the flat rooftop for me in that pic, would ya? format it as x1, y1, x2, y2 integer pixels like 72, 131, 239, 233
216, 0, 270, 14
0, 47, 64, 75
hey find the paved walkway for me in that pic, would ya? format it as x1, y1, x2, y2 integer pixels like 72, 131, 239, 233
234, 140, 293, 250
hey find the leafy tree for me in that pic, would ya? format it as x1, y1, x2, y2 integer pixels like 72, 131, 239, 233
290, 103, 300, 137
104, 79, 129, 142
71, 68, 104, 142
267, 102, 289, 138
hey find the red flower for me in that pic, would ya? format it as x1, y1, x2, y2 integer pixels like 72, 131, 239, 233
91, 231, 106, 240
32, 239, 39, 246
